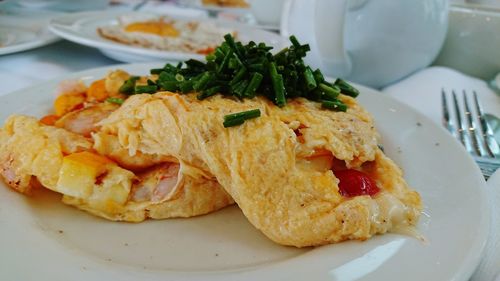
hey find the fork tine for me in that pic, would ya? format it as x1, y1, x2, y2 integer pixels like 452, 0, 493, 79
473, 91, 500, 158
462, 91, 483, 156
452, 90, 473, 153
441, 89, 454, 134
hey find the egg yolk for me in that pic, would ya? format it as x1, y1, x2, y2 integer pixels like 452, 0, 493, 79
124, 21, 179, 37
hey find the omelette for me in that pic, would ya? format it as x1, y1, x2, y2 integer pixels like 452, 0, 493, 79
0, 81, 421, 246
0, 80, 421, 246
0, 34, 422, 247
92, 91, 422, 247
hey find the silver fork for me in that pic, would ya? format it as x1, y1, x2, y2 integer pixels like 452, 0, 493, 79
442, 89, 500, 179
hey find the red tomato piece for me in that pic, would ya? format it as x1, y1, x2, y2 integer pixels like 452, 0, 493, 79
335, 169, 380, 197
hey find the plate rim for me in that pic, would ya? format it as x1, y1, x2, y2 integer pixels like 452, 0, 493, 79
0, 62, 490, 281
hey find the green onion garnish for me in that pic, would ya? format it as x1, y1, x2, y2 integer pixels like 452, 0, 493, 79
135, 85, 158, 94
119, 76, 139, 95
223, 109, 261, 127
334, 78, 359, 98
321, 100, 347, 112
223, 117, 245, 128
106, 97, 124, 105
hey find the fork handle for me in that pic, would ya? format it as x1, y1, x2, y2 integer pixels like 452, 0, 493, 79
475, 157, 500, 180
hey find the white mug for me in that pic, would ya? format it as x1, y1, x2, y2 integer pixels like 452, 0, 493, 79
281, 0, 449, 88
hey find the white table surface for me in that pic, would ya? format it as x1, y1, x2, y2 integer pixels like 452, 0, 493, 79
0, 40, 119, 96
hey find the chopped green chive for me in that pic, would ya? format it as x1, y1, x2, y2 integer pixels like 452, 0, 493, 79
303, 67, 317, 90
223, 109, 261, 127
223, 117, 245, 128
322, 100, 347, 112
193, 72, 212, 91
243, 72, 263, 98
106, 97, 124, 105
198, 86, 222, 100
269, 62, 286, 107
159, 80, 178, 92
319, 83, 340, 100
334, 78, 359, 98
175, 73, 185, 82
135, 85, 158, 94
224, 109, 261, 121
119, 76, 139, 95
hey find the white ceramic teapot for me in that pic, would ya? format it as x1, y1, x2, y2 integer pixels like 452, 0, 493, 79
281, 0, 449, 88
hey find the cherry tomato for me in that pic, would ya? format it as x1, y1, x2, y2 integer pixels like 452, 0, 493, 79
335, 169, 380, 197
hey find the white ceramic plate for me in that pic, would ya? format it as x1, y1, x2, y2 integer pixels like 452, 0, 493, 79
48, 11, 287, 63
0, 4, 61, 55
0, 63, 489, 281
0, 25, 58, 55
0, 0, 107, 12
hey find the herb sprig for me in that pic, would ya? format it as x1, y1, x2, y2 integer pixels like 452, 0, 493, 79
119, 34, 359, 127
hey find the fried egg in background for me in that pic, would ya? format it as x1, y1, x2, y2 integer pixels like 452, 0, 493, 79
97, 15, 236, 54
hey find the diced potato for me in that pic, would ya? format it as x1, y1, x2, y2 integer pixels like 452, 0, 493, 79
105, 70, 130, 95
54, 93, 86, 116
56, 152, 114, 198
87, 79, 109, 102
88, 166, 133, 206
55, 152, 134, 208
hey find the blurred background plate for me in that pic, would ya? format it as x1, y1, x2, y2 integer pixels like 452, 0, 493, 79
0, 0, 108, 12
176, 0, 284, 31
0, 5, 60, 55
176, 0, 250, 13
48, 10, 288, 63
0, 26, 58, 55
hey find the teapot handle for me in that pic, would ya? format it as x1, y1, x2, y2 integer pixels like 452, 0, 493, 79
280, 0, 352, 77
